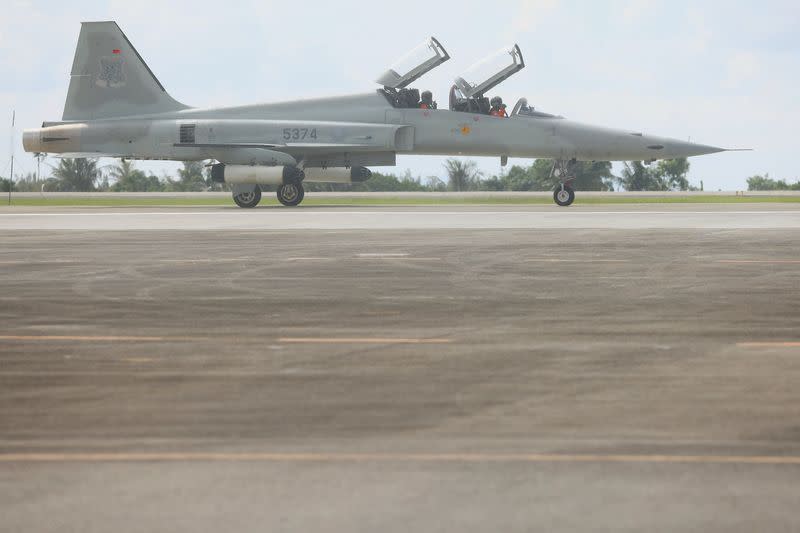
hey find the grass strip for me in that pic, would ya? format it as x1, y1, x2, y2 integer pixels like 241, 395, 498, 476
3, 195, 800, 207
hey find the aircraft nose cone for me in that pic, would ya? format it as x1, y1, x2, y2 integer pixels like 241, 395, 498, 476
667, 140, 726, 158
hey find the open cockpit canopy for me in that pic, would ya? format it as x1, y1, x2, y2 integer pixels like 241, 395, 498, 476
453, 44, 524, 99
376, 37, 450, 90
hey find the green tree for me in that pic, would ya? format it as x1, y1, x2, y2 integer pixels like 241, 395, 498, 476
351, 171, 428, 192
0, 172, 41, 192
52, 158, 99, 191
572, 161, 614, 191
653, 158, 690, 191
167, 161, 208, 191
108, 160, 164, 191
426, 176, 447, 192
9, 172, 45, 192
617, 159, 693, 191
482, 160, 613, 192
521, 160, 614, 191
108, 159, 136, 184
303, 182, 343, 192
617, 161, 659, 191
747, 174, 778, 190
746, 174, 799, 191
34, 152, 48, 180
507, 160, 553, 191
480, 174, 507, 191
444, 159, 482, 191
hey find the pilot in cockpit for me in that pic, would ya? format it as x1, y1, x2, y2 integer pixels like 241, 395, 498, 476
489, 96, 508, 118
419, 90, 436, 110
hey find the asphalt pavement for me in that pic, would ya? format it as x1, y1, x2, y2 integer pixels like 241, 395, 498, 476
1, 204, 799, 532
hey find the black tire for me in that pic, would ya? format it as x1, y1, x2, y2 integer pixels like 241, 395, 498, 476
233, 188, 261, 208
553, 185, 575, 207
277, 183, 304, 207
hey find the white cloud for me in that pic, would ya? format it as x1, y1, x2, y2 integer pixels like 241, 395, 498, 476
621, 0, 659, 23
511, 0, 561, 34
683, 6, 714, 54
724, 51, 760, 87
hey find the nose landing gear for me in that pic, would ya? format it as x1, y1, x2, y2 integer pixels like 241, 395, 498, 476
554, 184, 575, 207
551, 159, 577, 207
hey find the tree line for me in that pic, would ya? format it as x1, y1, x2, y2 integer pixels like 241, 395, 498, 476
1, 158, 212, 193
745, 174, 800, 191
1, 156, 798, 192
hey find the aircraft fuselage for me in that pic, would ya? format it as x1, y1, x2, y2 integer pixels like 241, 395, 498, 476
25, 91, 723, 166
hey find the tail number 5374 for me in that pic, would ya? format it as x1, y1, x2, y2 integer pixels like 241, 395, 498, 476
283, 128, 318, 141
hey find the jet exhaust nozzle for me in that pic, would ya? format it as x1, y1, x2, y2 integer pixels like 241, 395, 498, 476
22, 130, 43, 153
22, 124, 85, 154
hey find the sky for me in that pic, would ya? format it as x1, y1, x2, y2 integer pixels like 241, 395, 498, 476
1, 0, 798, 190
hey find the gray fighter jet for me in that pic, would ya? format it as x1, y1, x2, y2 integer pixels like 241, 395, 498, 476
24, 21, 729, 207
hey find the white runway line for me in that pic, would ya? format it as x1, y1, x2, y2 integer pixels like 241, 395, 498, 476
2, 208, 799, 230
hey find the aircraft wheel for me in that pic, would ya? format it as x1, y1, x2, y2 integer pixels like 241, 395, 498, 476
233, 188, 261, 208
553, 185, 575, 207
277, 183, 304, 207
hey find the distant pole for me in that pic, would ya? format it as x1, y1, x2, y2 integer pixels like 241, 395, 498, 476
8, 110, 14, 205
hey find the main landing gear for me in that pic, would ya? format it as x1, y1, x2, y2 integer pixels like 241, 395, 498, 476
231, 182, 306, 208
233, 188, 261, 208
276, 183, 304, 207
551, 159, 577, 207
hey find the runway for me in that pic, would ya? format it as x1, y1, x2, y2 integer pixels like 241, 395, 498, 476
2, 204, 800, 532
3, 203, 800, 230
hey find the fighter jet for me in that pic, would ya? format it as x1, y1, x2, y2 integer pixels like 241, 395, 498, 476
23, 21, 728, 207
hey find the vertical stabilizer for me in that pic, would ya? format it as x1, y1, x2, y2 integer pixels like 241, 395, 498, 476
62, 21, 189, 120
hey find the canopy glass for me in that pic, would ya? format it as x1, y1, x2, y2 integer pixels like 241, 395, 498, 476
376, 37, 450, 89
453, 44, 525, 99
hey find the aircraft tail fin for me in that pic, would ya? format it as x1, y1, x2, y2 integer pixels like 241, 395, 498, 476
62, 21, 189, 121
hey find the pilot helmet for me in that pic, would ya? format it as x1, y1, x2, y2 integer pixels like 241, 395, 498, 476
490, 96, 503, 108
421, 90, 433, 104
